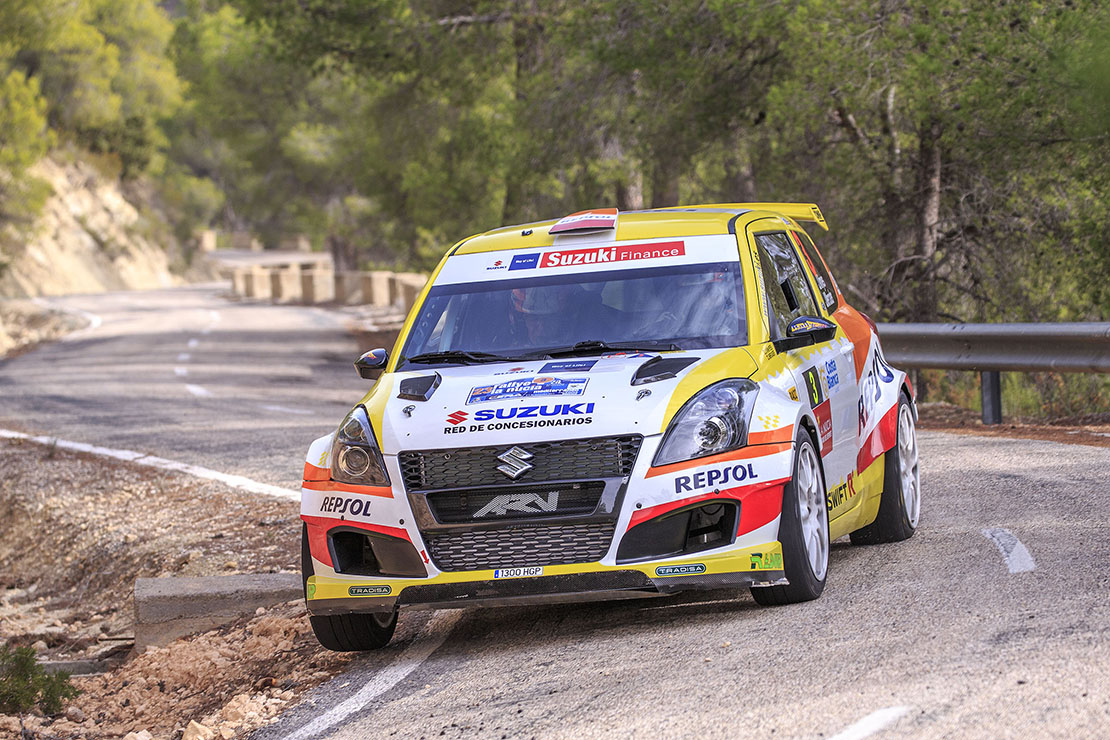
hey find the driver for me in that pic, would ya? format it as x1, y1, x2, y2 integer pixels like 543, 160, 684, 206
510, 285, 584, 345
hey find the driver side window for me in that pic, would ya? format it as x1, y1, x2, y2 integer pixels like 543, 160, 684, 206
755, 232, 819, 339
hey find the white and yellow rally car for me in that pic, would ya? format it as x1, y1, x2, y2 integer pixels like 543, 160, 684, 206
301, 204, 921, 651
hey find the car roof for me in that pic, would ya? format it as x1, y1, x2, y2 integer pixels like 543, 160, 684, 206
451, 203, 828, 256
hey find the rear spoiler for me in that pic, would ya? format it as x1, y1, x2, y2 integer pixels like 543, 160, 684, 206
690, 202, 829, 231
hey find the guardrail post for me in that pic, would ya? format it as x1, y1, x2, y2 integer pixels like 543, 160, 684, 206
981, 371, 1002, 425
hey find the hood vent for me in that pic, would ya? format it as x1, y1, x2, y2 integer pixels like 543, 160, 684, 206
631, 356, 699, 386
398, 372, 441, 401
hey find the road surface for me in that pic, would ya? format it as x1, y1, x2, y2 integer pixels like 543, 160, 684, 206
2, 285, 1106, 738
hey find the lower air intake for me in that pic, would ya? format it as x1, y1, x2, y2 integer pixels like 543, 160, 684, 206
425, 522, 615, 571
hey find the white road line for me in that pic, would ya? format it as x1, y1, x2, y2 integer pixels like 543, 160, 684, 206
261, 404, 314, 416
280, 611, 462, 740
982, 528, 1036, 573
185, 384, 212, 398
187, 338, 200, 348
177, 352, 191, 362
0, 428, 297, 500
209, 310, 221, 322
174, 367, 188, 377
828, 706, 912, 740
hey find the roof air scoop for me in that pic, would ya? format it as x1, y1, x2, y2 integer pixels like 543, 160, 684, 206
549, 208, 619, 235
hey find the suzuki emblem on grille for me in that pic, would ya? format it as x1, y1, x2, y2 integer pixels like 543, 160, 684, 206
496, 446, 534, 479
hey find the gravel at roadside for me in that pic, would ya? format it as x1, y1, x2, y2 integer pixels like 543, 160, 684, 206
0, 437, 354, 739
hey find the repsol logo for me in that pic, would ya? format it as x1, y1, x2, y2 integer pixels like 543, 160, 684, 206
674, 463, 758, 494
319, 496, 369, 517
473, 402, 595, 421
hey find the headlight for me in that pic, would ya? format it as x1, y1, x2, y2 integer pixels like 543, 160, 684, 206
330, 406, 390, 486
653, 380, 759, 466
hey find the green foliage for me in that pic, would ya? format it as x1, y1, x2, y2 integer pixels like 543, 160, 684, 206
0, 643, 80, 716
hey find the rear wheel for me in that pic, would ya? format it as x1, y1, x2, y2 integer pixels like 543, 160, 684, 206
310, 610, 398, 652
850, 391, 919, 545
751, 429, 829, 605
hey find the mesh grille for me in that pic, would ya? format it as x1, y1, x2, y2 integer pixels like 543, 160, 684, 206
425, 522, 615, 571
427, 482, 605, 523
399, 435, 642, 491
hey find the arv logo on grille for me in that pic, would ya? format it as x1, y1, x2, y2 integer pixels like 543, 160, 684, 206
473, 492, 559, 518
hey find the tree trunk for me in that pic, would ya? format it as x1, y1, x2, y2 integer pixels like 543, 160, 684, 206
913, 116, 942, 322
502, 1, 542, 223
650, 156, 680, 208
327, 233, 357, 272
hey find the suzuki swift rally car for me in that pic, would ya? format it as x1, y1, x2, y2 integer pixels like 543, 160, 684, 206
300, 203, 921, 651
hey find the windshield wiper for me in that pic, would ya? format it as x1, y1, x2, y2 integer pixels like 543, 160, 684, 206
541, 340, 683, 358
405, 350, 520, 365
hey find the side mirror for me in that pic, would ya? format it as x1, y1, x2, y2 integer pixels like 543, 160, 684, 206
786, 316, 838, 343
774, 316, 838, 352
355, 348, 389, 379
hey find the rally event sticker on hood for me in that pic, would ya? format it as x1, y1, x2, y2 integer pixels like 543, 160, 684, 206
466, 376, 588, 404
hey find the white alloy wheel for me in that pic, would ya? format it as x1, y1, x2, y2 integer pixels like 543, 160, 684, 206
796, 441, 829, 581
898, 404, 921, 528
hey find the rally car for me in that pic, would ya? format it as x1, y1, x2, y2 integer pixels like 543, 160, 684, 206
300, 203, 921, 651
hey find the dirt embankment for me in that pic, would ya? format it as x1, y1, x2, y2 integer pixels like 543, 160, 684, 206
0, 157, 182, 300
0, 438, 353, 739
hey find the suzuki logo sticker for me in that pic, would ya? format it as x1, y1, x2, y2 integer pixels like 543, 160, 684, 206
495, 446, 534, 479
473, 491, 559, 518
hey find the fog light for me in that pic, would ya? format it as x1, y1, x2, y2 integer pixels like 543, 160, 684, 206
339, 446, 371, 477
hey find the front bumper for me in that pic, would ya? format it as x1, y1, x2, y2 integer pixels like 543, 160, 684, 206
305, 544, 786, 615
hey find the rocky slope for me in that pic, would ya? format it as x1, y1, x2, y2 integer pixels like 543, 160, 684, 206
0, 157, 180, 299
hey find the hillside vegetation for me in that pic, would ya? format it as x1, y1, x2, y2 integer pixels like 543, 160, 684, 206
1, 0, 1106, 326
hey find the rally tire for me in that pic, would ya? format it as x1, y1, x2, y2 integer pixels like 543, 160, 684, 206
850, 391, 920, 545
750, 429, 829, 606
310, 610, 398, 652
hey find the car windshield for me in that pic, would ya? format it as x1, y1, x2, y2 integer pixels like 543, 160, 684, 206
398, 261, 747, 367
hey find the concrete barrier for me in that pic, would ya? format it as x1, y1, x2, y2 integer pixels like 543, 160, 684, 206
301, 269, 335, 303
134, 574, 302, 651
242, 267, 272, 299
230, 268, 248, 296
361, 271, 393, 307
228, 261, 427, 312
391, 272, 427, 308
270, 266, 302, 303
334, 271, 365, 304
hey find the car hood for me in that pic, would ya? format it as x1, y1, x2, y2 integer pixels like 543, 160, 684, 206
371, 348, 760, 453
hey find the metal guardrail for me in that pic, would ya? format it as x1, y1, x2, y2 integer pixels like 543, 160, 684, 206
877, 322, 1110, 424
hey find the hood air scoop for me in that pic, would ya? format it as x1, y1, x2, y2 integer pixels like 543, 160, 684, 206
398, 372, 441, 401
631, 356, 699, 386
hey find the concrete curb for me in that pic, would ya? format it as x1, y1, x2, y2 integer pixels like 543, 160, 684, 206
134, 574, 302, 651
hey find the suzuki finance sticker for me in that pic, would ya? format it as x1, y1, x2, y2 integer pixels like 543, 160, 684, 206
466, 376, 588, 404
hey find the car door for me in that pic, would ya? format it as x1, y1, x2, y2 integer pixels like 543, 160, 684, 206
750, 227, 861, 519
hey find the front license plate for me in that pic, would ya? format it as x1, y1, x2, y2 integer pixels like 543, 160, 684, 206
493, 566, 543, 579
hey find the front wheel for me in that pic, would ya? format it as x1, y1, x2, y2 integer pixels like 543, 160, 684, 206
850, 391, 920, 545
310, 610, 398, 652
751, 429, 829, 605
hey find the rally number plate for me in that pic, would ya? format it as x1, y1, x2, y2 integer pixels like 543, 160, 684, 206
493, 566, 543, 579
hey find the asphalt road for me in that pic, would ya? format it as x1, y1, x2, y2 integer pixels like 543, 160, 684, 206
0, 284, 368, 489
256, 432, 1110, 740
3, 286, 1107, 738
